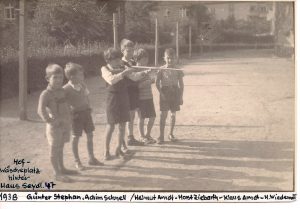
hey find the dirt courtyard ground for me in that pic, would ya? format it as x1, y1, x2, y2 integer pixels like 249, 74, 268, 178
0, 49, 295, 191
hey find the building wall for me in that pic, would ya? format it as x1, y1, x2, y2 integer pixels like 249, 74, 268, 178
204, 2, 272, 21
150, 1, 193, 24
275, 2, 294, 47
0, 0, 18, 24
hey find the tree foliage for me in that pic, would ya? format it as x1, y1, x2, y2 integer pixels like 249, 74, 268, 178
0, 0, 38, 48
187, 3, 211, 28
30, 0, 109, 46
124, 1, 158, 43
180, 3, 211, 44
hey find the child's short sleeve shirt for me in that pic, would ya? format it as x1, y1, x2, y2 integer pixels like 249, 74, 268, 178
157, 66, 184, 87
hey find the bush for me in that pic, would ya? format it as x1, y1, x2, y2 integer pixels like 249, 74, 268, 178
214, 30, 275, 44
0, 43, 165, 100
0, 41, 109, 63
0, 41, 276, 100
0, 42, 174, 100
124, 2, 158, 44
0, 54, 106, 100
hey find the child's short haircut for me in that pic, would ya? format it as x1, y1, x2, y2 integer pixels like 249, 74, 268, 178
64, 62, 83, 80
120, 39, 134, 52
164, 48, 176, 57
133, 48, 149, 62
45, 64, 63, 79
103, 48, 122, 62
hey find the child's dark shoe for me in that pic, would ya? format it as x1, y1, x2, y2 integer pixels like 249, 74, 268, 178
104, 153, 113, 161
75, 162, 85, 171
146, 136, 156, 144
168, 134, 178, 142
61, 168, 79, 175
104, 155, 113, 161
122, 148, 132, 155
55, 174, 73, 183
115, 149, 128, 160
127, 135, 144, 146
156, 138, 165, 144
88, 158, 104, 166
140, 137, 152, 145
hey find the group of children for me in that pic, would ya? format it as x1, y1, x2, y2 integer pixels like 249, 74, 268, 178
37, 38, 184, 182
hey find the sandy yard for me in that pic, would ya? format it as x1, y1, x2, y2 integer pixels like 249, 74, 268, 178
0, 49, 295, 191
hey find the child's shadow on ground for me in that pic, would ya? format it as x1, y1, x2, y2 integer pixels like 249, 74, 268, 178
72, 138, 293, 191
144, 139, 294, 172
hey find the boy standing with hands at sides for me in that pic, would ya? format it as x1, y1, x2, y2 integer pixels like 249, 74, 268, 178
120, 39, 145, 147
101, 48, 136, 160
63, 62, 103, 170
133, 48, 156, 144
156, 48, 184, 144
37, 64, 77, 182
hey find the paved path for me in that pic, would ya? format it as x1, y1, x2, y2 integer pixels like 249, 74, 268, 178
0, 49, 294, 191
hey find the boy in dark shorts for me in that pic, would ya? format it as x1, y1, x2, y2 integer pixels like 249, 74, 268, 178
101, 48, 136, 160
64, 62, 103, 170
37, 64, 77, 182
120, 39, 145, 147
133, 48, 156, 144
155, 48, 184, 144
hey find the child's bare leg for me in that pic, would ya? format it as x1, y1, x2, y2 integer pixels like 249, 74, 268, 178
50, 145, 61, 176
127, 110, 135, 137
159, 111, 168, 142
121, 137, 128, 150
58, 143, 77, 174
105, 124, 115, 158
169, 111, 176, 136
137, 110, 145, 138
87, 132, 103, 165
127, 110, 143, 146
51, 144, 72, 182
72, 136, 84, 169
72, 136, 80, 164
121, 115, 128, 150
146, 117, 155, 137
116, 123, 126, 157
86, 132, 94, 160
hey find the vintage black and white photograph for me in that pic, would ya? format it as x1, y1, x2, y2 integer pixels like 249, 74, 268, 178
0, 0, 295, 193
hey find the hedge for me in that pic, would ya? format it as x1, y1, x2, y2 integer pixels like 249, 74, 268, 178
0, 54, 105, 100
0, 47, 168, 100
0, 45, 276, 100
